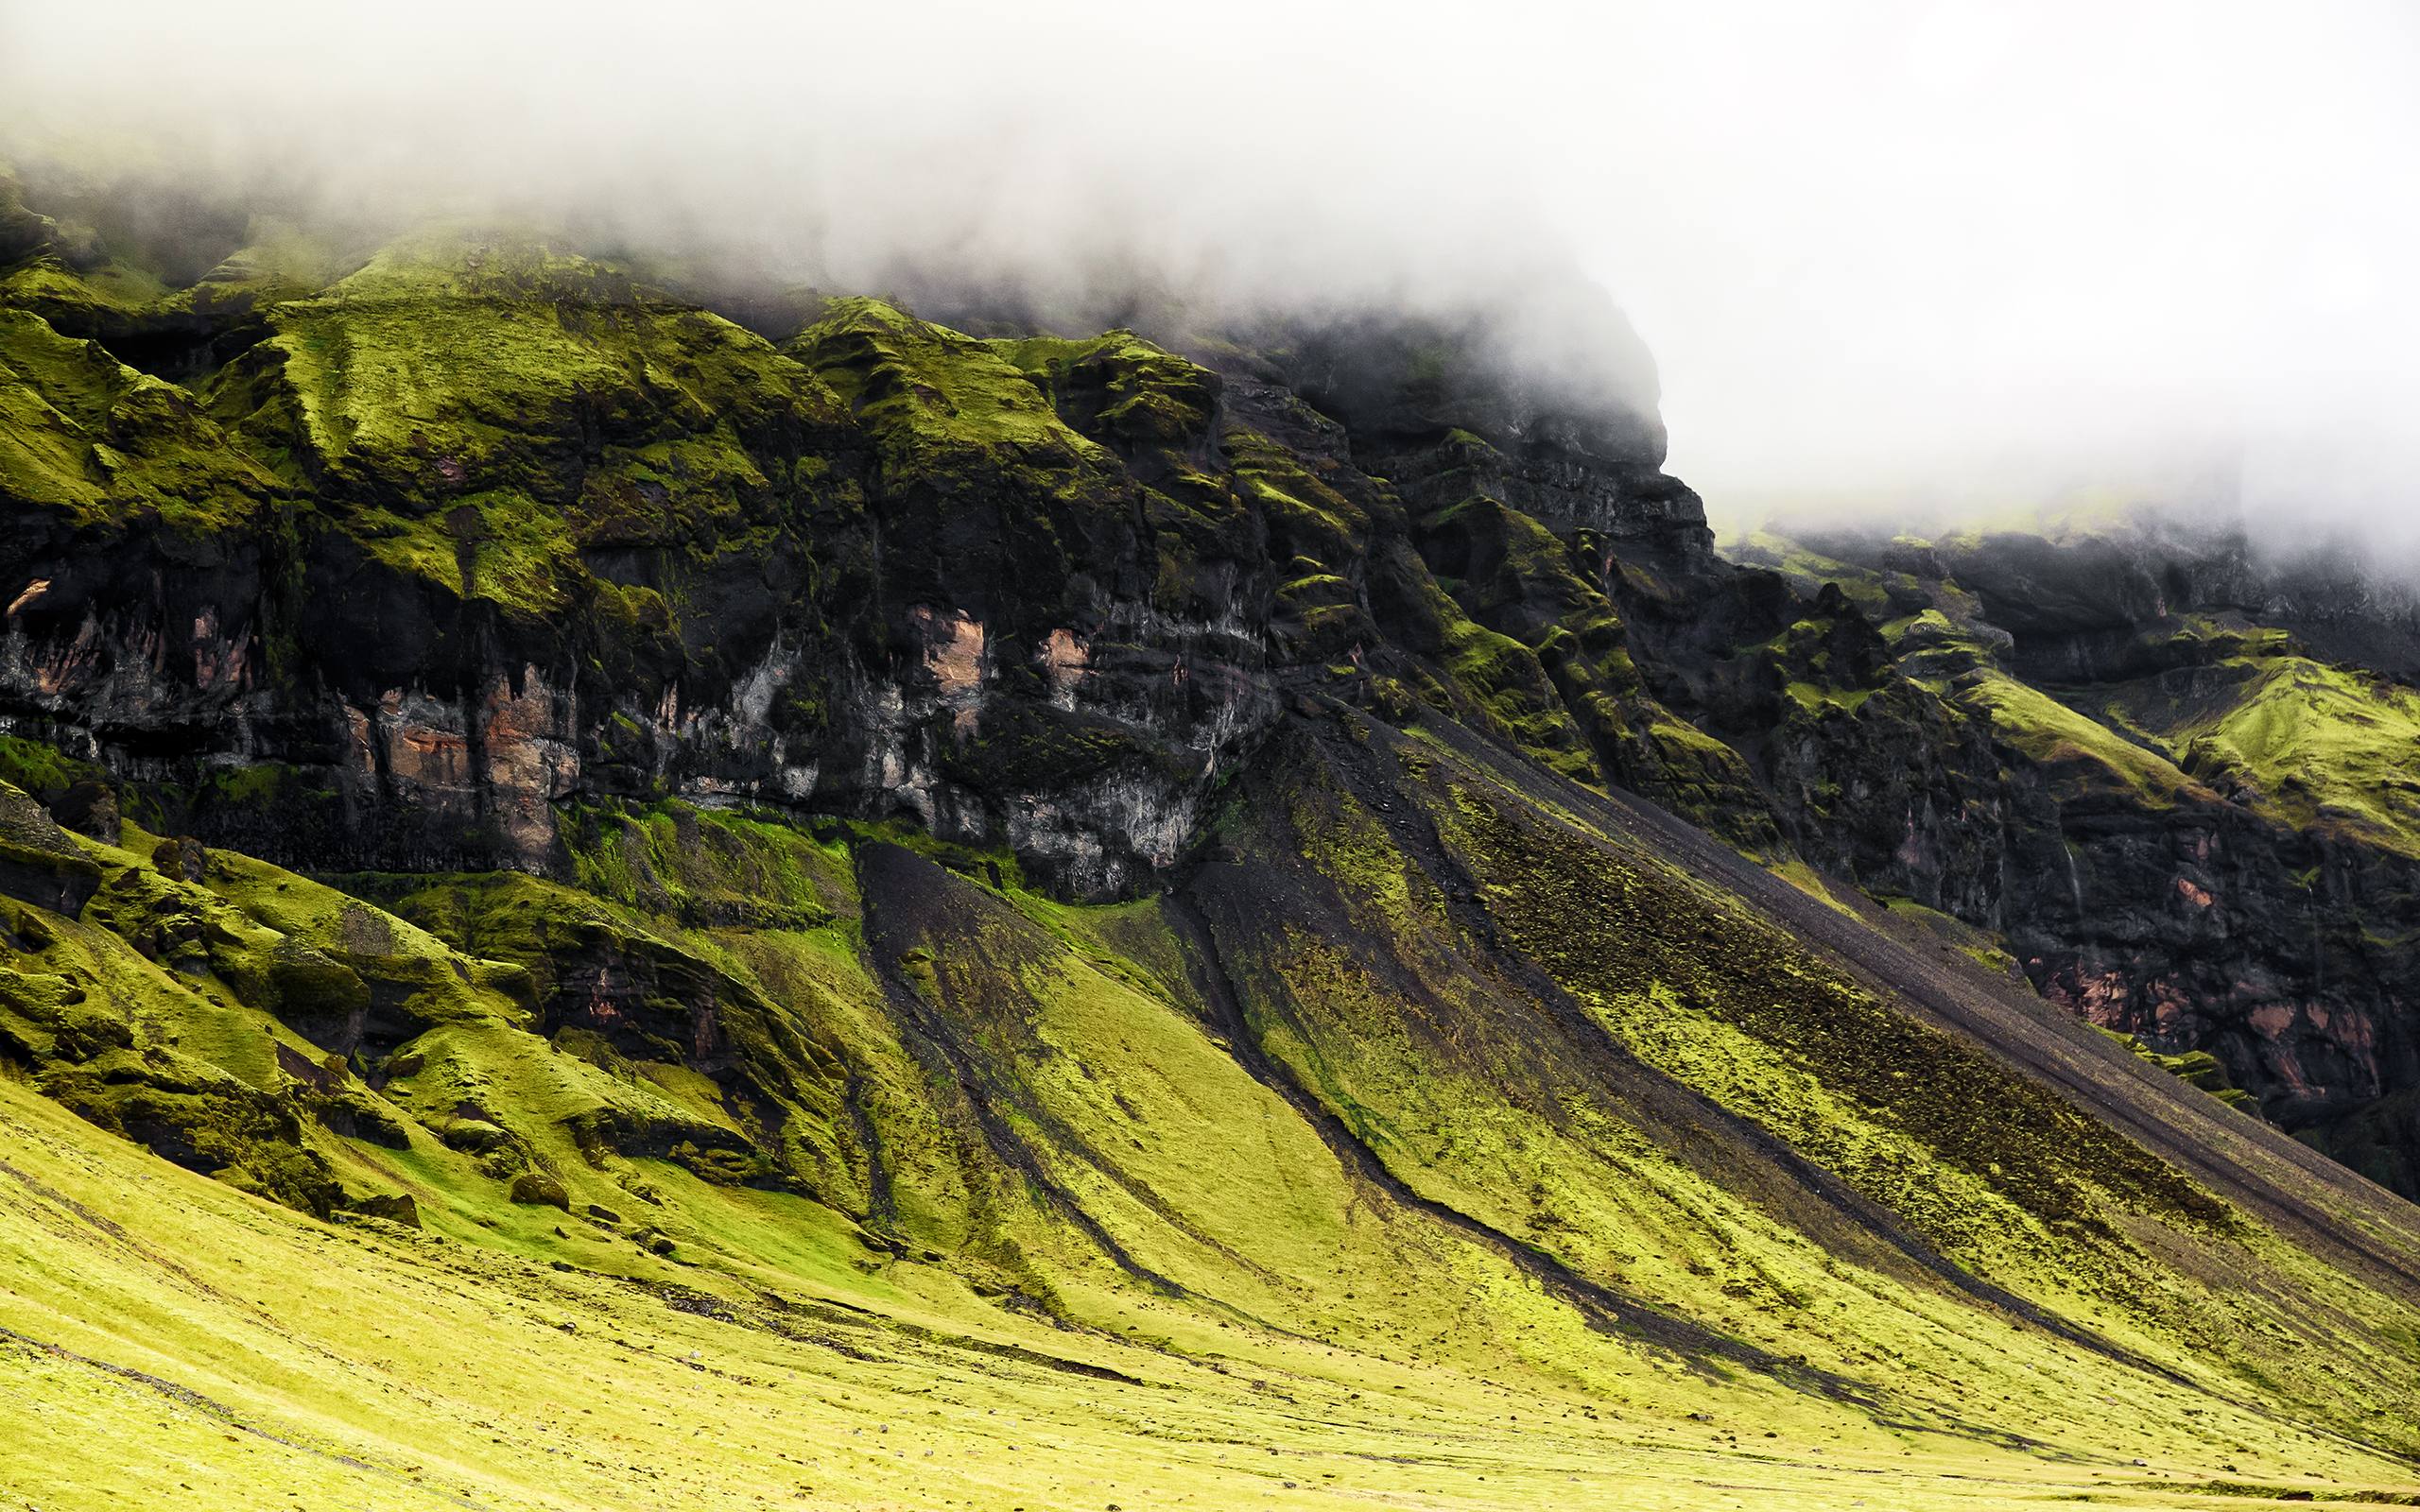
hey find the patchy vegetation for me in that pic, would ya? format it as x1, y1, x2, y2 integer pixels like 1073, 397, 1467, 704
7, 188, 2420, 1506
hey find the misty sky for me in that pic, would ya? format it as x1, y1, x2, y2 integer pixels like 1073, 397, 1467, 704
5, 1, 2416, 548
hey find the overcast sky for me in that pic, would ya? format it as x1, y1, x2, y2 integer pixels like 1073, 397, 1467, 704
5, 1, 2416, 548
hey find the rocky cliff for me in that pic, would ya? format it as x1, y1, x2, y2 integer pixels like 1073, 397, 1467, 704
1724, 524, 2420, 1193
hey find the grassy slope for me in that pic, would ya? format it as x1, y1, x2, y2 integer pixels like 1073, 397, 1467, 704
21, 1082, 2375, 1512
6, 729, 2419, 1507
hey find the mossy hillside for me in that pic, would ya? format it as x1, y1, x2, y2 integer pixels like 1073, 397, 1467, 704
848, 845, 1684, 1377
1418, 492, 1794, 848
1226, 424, 1383, 657
1889, 598, 2420, 849
30, 1088, 2408, 1512
1766, 532, 2420, 850
7, 191, 2420, 1496
1, 212, 1776, 895
0, 778, 101, 909
0, 824, 405, 1216
2159, 655, 2420, 858
1956, 667, 2213, 808
1923, 630, 2420, 854
1, 228, 875, 806
336, 820, 1071, 1277
1204, 716, 2420, 1452
1724, 530, 2001, 631
995, 330, 1260, 624
0, 204, 356, 388
1758, 595, 1895, 717
1431, 593, 1603, 785
347, 819, 2038, 1426
1417, 497, 1628, 752
0, 306, 280, 534
1884, 605, 1999, 683
0, 812, 838, 1265
796, 297, 1098, 462
340, 869, 871, 1206
1396, 724, 2420, 1442
0, 179, 179, 326
1737, 525, 2420, 1197
1722, 529, 1893, 607
991, 328, 1219, 449
554, 797, 846, 930
2, 735, 2419, 1498
1438, 491, 1993, 865
787, 298, 1145, 631
195, 233, 855, 625
1692, 596, 2033, 916
1716, 546, 2169, 846
1426, 756, 2219, 1244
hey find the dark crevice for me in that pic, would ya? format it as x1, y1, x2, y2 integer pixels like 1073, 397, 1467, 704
1160, 877, 1884, 1409
1285, 713, 2235, 1397
851, 843, 1193, 1299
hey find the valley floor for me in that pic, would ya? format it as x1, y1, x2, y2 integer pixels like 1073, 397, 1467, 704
3, 1081, 2409, 1512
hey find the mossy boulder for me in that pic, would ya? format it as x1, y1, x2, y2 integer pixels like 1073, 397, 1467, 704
0, 781, 101, 917
264, 939, 372, 1029
350, 1192, 422, 1228
43, 1048, 342, 1216
509, 1170, 570, 1210
0, 967, 130, 1061
441, 1117, 513, 1154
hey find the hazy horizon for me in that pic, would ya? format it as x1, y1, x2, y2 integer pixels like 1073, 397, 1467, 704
5, 0, 2415, 558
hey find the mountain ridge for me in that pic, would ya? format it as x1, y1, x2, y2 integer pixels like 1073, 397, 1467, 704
5, 167, 2420, 1508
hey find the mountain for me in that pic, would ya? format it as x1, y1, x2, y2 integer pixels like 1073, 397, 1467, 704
4, 164, 2420, 1509
1723, 522, 2420, 1193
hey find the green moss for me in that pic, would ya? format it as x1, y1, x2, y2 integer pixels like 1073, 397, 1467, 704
553, 798, 843, 929
0, 736, 2413, 1502
1783, 679, 1877, 715
792, 298, 1099, 462
1437, 778, 2232, 1245
990, 329, 1218, 445
1408, 492, 1778, 848
1228, 427, 1371, 572
2095, 1026, 2256, 1110
1437, 610, 1600, 784
1722, 531, 1901, 614
1957, 669, 2212, 806
0, 734, 107, 799
0, 307, 278, 531
200, 232, 845, 621
3, 206, 2420, 1505
2170, 657, 2420, 856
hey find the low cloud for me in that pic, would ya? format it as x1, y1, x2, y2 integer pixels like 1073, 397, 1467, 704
4, 1, 2415, 559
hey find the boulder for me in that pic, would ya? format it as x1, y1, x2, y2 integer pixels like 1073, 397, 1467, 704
352, 1193, 422, 1228
0, 782, 101, 918
510, 1170, 570, 1210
